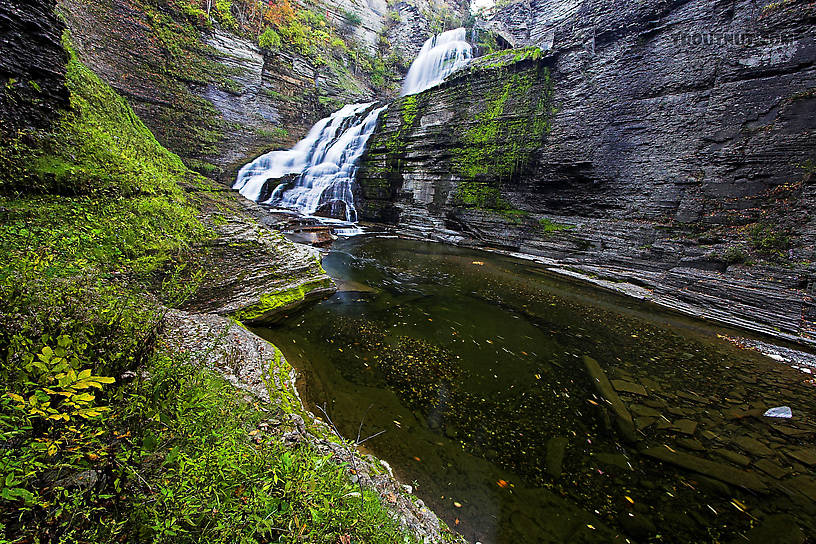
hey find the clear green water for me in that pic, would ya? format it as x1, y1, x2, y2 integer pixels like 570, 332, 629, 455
254, 236, 816, 543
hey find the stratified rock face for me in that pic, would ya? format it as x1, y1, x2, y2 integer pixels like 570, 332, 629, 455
58, 0, 381, 182
0, 0, 69, 134
57, 0, 470, 182
311, 0, 387, 53
357, 48, 554, 226
492, 0, 816, 227
357, 0, 816, 343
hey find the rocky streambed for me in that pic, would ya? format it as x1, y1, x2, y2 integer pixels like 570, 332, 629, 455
256, 235, 816, 544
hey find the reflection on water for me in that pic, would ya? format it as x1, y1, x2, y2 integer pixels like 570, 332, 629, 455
255, 236, 816, 543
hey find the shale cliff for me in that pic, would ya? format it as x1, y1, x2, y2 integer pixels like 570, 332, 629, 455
356, 0, 816, 345
0, 0, 68, 134
58, 0, 468, 182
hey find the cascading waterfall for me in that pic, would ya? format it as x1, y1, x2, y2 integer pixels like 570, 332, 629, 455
233, 102, 384, 222
233, 28, 472, 226
401, 28, 472, 96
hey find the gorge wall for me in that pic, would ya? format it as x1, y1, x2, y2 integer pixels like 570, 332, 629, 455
356, 0, 816, 344
0, 0, 68, 135
58, 0, 468, 182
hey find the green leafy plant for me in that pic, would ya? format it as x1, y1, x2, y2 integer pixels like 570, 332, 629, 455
258, 27, 282, 50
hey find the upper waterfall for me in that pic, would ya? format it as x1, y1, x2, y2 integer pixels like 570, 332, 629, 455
232, 28, 473, 224
401, 28, 473, 96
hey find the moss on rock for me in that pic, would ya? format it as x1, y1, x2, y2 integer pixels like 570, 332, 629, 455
232, 277, 335, 323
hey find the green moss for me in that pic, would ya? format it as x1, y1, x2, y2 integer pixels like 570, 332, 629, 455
254, 126, 289, 140
401, 94, 419, 126
2, 31, 415, 544
232, 278, 334, 322
452, 67, 553, 181
539, 218, 575, 233
473, 47, 544, 72
383, 94, 424, 157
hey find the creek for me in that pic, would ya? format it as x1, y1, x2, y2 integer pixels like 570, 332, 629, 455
254, 235, 816, 543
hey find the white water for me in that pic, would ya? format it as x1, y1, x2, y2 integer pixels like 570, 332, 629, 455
233, 102, 384, 222
233, 28, 472, 226
401, 28, 473, 96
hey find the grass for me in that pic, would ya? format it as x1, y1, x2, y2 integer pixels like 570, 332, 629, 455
0, 35, 416, 544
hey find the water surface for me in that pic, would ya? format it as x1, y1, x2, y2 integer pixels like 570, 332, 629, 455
255, 236, 816, 543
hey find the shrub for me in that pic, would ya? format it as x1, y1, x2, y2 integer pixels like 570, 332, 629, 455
343, 9, 362, 26
721, 246, 750, 265
749, 222, 791, 257
258, 27, 282, 50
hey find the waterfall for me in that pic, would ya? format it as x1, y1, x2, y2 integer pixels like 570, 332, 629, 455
233, 28, 472, 226
401, 28, 473, 96
233, 102, 384, 222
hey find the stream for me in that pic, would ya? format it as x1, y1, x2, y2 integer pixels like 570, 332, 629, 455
254, 235, 816, 543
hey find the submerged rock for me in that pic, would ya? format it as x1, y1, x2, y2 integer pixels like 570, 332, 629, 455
545, 437, 569, 478
737, 514, 806, 544
642, 446, 768, 493
583, 355, 636, 443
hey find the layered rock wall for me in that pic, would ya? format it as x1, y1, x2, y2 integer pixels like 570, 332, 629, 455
0, 0, 69, 135
357, 0, 816, 343
58, 0, 470, 182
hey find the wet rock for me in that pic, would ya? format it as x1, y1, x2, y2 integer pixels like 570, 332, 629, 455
639, 377, 663, 393
714, 449, 751, 467
694, 475, 731, 497
662, 510, 699, 532
642, 446, 768, 493
545, 437, 569, 478
619, 512, 657, 540
676, 438, 705, 452
676, 392, 706, 404
635, 416, 656, 430
733, 436, 774, 457
754, 458, 791, 480
784, 447, 816, 467
642, 398, 667, 409
0, 0, 69, 135
781, 476, 816, 503
671, 419, 697, 435
56, 469, 101, 490
510, 511, 542, 535
582, 356, 636, 443
611, 379, 647, 397
656, 419, 673, 430
592, 453, 631, 471
723, 408, 763, 420
631, 404, 661, 418
737, 514, 806, 544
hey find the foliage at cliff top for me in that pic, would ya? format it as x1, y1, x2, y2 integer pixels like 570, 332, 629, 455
0, 37, 413, 543
169, 0, 401, 87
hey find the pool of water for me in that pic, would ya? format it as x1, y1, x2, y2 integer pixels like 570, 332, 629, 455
254, 236, 816, 543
